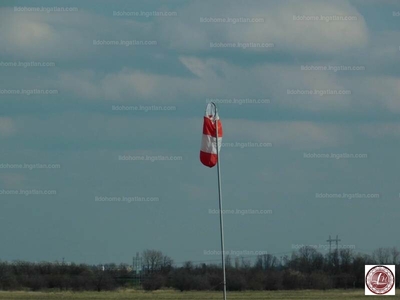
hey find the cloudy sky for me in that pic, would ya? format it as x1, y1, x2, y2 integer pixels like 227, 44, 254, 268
0, 0, 399, 265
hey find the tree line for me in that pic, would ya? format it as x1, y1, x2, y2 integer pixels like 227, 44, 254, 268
0, 247, 398, 291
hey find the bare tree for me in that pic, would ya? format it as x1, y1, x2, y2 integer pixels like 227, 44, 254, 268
255, 255, 263, 270
297, 246, 323, 273
241, 257, 251, 269
263, 254, 278, 270
390, 247, 399, 265
225, 255, 232, 268
142, 249, 163, 273
183, 261, 193, 271
372, 248, 391, 264
339, 249, 353, 273
234, 256, 240, 269
162, 256, 173, 269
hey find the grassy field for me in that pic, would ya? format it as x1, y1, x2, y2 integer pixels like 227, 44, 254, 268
0, 289, 399, 299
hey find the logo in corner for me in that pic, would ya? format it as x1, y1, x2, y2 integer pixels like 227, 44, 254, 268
365, 265, 395, 295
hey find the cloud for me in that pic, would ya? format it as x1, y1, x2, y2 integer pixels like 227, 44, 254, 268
53, 54, 346, 107
224, 119, 349, 150
0, 174, 25, 189
0, 117, 16, 137
350, 0, 400, 5
0, 1, 398, 120
366, 76, 400, 112
1, 1, 368, 60
358, 122, 400, 139
51, 52, 400, 118
8, 111, 348, 151
58, 71, 102, 100
157, 0, 369, 55
0, 8, 152, 60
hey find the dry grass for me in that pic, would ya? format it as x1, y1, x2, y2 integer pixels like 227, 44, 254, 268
0, 289, 399, 299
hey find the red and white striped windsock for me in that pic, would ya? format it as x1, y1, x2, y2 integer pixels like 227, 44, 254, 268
200, 103, 223, 168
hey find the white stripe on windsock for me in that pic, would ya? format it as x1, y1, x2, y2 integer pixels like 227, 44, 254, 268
201, 135, 222, 154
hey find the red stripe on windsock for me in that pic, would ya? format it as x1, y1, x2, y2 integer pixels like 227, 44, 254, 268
200, 151, 218, 168
203, 117, 223, 137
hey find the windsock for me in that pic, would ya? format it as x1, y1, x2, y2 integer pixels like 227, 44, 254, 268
200, 103, 223, 168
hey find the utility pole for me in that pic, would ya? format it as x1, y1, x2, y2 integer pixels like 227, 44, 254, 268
335, 235, 341, 252
132, 252, 142, 286
327, 235, 333, 254
327, 235, 341, 271
326, 235, 341, 253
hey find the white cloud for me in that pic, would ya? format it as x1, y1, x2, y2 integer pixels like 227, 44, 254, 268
0, 8, 151, 60
157, 0, 369, 54
367, 76, 400, 112
49, 53, 381, 116
10, 19, 56, 47
0, 1, 372, 61
1, 1, 398, 119
224, 119, 349, 150
0, 117, 16, 137
10, 111, 348, 150
58, 71, 101, 100
358, 122, 400, 139
0, 174, 25, 189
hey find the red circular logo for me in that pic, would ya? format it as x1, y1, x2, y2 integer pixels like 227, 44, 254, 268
366, 266, 395, 295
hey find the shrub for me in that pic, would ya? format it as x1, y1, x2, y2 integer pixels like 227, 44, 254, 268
142, 274, 164, 291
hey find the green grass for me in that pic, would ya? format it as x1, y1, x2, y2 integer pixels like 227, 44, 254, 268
0, 289, 399, 299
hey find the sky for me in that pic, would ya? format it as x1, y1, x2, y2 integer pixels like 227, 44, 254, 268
0, 0, 399, 266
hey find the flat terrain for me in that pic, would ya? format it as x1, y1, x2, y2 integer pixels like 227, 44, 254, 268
0, 289, 399, 299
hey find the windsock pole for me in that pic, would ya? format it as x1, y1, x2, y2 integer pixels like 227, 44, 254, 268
211, 102, 227, 300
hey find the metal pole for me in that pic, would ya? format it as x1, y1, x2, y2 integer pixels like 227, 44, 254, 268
211, 102, 227, 300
